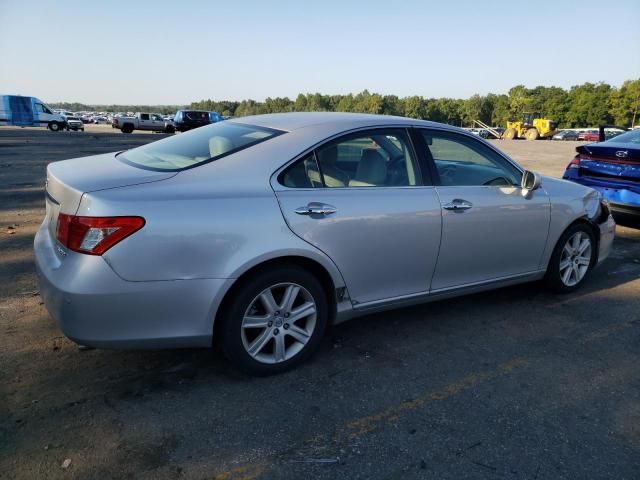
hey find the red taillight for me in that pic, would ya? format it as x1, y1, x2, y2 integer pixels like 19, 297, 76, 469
567, 155, 581, 169
56, 214, 145, 255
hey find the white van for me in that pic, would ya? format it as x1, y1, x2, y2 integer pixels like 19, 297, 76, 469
0, 95, 67, 131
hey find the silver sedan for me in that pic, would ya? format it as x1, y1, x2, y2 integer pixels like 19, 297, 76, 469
35, 113, 616, 374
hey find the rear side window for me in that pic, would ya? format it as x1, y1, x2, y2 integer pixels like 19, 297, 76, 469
281, 153, 322, 188
607, 129, 640, 144
280, 129, 419, 188
184, 111, 209, 121
119, 122, 284, 171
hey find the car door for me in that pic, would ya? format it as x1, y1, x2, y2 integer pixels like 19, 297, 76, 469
151, 114, 164, 130
138, 113, 151, 130
274, 128, 442, 306
416, 129, 550, 291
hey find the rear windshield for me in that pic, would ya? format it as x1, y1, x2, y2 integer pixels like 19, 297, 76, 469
183, 111, 209, 120
606, 129, 640, 144
118, 121, 284, 171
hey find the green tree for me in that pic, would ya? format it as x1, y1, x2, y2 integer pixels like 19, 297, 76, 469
609, 79, 640, 127
403, 96, 427, 119
565, 82, 613, 127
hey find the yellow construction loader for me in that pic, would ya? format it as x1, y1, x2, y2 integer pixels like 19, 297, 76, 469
503, 113, 558, 140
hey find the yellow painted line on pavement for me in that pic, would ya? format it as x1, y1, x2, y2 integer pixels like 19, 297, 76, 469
211, 316, 637, 479
212, 463, 266, 480
579, 320, 638, 344
343, 357, 527, 439
212, 357, 527, 479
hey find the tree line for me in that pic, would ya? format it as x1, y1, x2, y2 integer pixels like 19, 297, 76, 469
49, 103, 183, 116
191, 80, 639, 128
52, 79, 639, 128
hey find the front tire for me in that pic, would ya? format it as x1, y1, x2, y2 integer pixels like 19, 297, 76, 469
545, 223, 596, 293
48, 121, 61, 132
219, 266, 328, 375
503, 128, 517, 140
525, 128, 539, 141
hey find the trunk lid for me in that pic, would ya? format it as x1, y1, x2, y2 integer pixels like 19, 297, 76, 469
576, 143, 640, 184
45, 152, 176, 238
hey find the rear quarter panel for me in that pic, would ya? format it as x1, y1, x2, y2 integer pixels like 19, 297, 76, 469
76, 172, 346, 290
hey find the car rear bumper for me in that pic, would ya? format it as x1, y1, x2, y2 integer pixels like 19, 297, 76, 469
562, 173, 640, 216
34, 221, 229, 349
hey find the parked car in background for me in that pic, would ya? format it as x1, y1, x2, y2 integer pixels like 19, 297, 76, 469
65, 116, 84, 131
604, 130, 625, 141
553, 130, 580, 141
111, 113, 126, 128
112, 112, 175, 133
563, 128, 639, 218
173, 110, 222, 132
578, 131, 599, 142
35, 112, 615, 374
0, 95, 67, 131
93, 116, 109, 124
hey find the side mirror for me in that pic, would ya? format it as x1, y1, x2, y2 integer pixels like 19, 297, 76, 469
521, 170, 541, 193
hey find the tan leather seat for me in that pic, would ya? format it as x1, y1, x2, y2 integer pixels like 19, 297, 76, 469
317, 145, 349, 187
209, 136, 234, 158
349, 149, 387, 187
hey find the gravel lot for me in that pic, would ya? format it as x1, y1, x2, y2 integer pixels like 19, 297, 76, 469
1, 126, 639, 479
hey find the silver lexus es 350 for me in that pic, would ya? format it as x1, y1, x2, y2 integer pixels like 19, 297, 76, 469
35, 113, 616, 374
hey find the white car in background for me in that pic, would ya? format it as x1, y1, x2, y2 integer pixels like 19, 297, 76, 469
65, 116, 84, 132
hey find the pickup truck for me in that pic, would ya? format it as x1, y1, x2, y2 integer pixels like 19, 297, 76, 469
112, 113, 175, 134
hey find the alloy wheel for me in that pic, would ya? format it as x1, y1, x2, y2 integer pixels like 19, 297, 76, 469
559, 231, 592, 287
241, 282, 317, 364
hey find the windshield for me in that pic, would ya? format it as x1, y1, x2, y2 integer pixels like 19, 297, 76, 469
606, 129, 640, 144
119, 121, 284, 171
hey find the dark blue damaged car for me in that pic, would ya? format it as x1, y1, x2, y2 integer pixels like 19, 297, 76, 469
563, 128, 640, 218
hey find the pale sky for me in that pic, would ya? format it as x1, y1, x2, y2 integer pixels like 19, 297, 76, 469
1, 0, 638, 105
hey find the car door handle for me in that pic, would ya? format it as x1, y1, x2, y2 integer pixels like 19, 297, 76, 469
442, 199, 473, 211
295, 203, 337, 216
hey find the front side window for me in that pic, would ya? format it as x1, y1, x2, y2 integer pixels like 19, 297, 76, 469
34, 103, 45, 113
284, 130, 417, 188
421, 131, 521, 187
119, 121, 283, 171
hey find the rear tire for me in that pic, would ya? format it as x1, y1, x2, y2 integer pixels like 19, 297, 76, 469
219, 266, 328, 375
544, 223, 596, 293
121, 124, 134, 134
503, 128, 517, 140
525, 128, 539, 141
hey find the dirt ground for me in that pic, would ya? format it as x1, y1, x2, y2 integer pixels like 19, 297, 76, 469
1, 127, 639, 479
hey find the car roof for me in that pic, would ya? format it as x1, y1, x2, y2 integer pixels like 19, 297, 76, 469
230, 112, 447, 132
